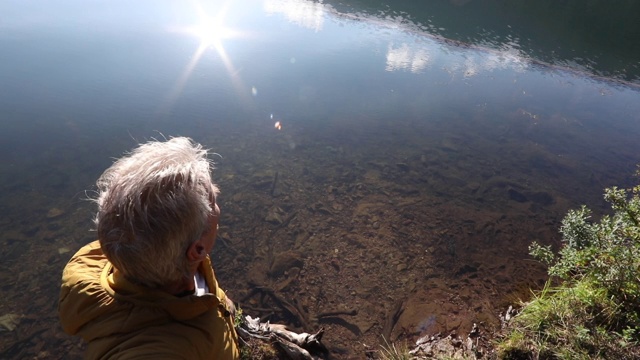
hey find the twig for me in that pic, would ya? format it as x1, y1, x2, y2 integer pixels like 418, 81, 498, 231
316, 309, 358, 318
257, 286, 310, 329
216, 235, 239, 256
270, 171, 279, 197
239, 287, 260, 304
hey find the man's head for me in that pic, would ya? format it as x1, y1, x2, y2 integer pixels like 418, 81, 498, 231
95, 137, 219, 288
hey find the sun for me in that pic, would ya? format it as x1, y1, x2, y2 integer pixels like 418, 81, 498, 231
164, 1, 246, 112
179, 1, 243, 73
188, 12, 234, 51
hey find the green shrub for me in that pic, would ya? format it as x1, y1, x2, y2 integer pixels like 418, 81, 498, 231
498, 174, 640, 359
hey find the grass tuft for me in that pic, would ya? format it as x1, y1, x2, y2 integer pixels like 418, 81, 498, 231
379, 337, 412, 360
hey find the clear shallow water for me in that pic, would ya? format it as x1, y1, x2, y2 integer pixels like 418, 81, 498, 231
1, 0, 640, 358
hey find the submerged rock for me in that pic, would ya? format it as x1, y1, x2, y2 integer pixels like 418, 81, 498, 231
270, 251, 304, 278
58, 247, 71, 255
0, 313, 20, 331
507, 188, 528, 203
265, 206, 286, 225
46, 207, 65, 219
528, 191, 555, 205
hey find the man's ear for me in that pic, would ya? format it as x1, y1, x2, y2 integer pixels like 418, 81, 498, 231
186, 240, 206, 262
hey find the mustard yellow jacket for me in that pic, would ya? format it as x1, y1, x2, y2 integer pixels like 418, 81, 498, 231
59, 241, 239, 359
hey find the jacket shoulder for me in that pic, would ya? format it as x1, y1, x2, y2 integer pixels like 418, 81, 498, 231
58, 241, 115, 335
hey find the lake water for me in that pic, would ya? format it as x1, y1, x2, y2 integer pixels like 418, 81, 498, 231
2, 0, 640, 358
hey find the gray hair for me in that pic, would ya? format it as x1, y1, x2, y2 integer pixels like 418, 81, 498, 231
94, 137, 219, 288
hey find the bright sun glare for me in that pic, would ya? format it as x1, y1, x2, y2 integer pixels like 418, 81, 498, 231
189, 14, 233, 51
165, 2, 245, 111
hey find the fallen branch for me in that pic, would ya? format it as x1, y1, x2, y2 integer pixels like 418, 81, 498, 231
316, 309, 357, 319
238, 315, 328, 360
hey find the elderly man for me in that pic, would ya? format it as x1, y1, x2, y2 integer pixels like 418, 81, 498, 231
59, 137, 239, 359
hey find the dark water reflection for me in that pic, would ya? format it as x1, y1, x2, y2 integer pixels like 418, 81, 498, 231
1, 0, 640, 358
326, 0, 640, 84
